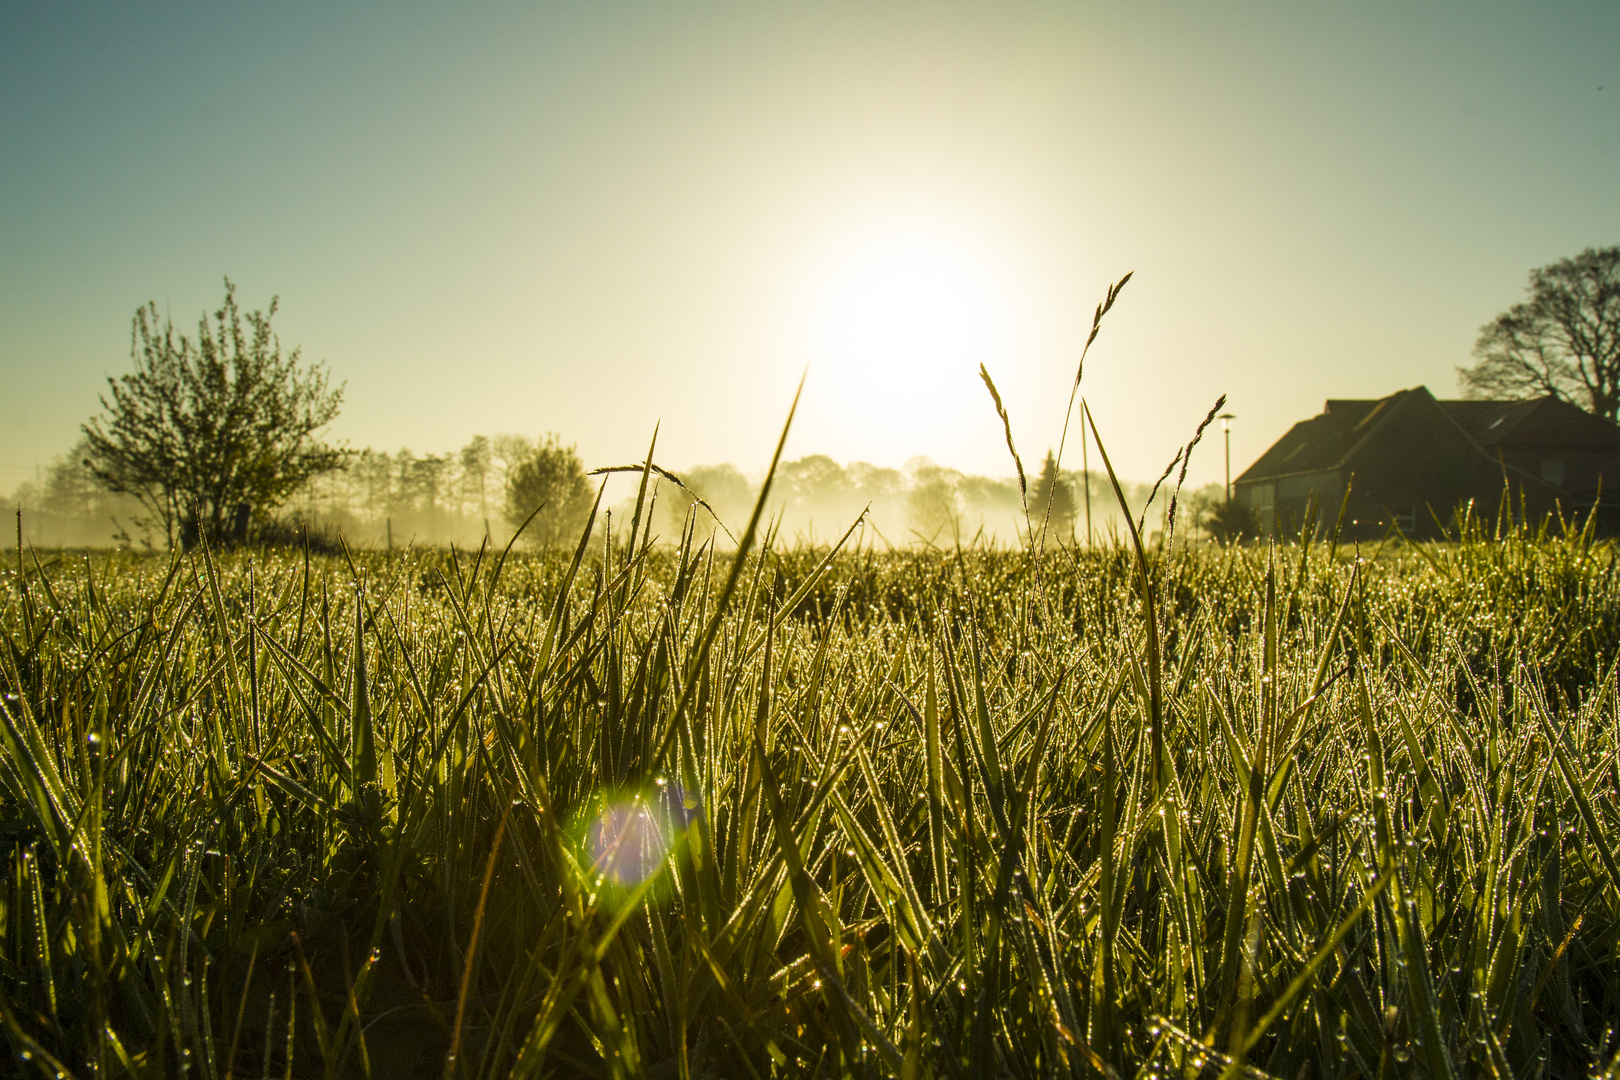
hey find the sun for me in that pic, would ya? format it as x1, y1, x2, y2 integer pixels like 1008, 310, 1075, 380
800, 219, 1018, 459
811, 226, 1011, 385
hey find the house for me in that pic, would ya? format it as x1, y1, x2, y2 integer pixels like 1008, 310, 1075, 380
1233, 387, 1620, 540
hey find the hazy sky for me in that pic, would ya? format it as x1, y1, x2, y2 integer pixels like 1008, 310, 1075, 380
3, 3, 1617, 494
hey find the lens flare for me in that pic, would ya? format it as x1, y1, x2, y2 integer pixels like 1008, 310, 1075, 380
573, 782, 704, 898
586, 801, 667, 888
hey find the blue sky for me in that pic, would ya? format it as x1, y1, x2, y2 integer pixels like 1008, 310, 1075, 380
3, 2, 1617, 491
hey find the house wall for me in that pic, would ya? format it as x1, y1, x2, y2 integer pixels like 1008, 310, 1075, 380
1237, 470, 1344, 538
1237, 481, 1272, 533
1236, 390, 1620, 543
1493, 448, 1620, 504
1240, 400, 1486, 540
1338, 399, 1488, 539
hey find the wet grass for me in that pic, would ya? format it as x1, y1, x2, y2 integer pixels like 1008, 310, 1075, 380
6, 497, 1620, 1077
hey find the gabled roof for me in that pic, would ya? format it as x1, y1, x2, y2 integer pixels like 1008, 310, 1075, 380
1437, 399, 1544, 446
1236, 386, 1436, 483
1237, 386, 1620, 489
1443, 396, 1620, 450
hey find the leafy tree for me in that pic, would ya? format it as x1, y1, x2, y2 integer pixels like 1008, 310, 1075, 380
81, 279, 346, 548
1458, 246, 1620, 421
504, 435, 595, 547
8, 440, 146, 547
661, 463, 753, 541
685, 464, 752, 514
780, 455, 849, 506
846, 462, 903, 502
39, 440, 106, 521
351, 449, 397, 523
491, 434, 537, 479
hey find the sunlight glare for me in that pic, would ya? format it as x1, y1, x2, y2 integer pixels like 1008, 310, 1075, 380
799, 219, 1019, 462
813, 228, 1011, 383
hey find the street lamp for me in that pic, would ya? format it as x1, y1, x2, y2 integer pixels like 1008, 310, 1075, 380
1219, 413, 1236, 505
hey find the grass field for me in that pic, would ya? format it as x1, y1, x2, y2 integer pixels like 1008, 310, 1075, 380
6, 484, 1620, 1077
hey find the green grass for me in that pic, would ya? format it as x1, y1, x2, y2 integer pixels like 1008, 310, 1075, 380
6, 494, 1620, 1077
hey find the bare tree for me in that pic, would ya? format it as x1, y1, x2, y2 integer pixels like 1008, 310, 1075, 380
459, 435, 493, 523
82, 279, 346, 547
403, 452, 451, 527
1459, 246, 1620, 421
491, 434, 536, 498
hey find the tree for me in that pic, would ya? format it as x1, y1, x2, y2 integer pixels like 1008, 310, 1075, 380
957, 474, 1023, 541
8, 440, 147, 547
905, 462, 959, 546
1029, 450, 1075, 547
351, 449, 397, 523
1458, 246, 1620, 422
1198, 495, 1260, 544
458, 435, 493, 522
504, 435, 595, 547
660, 463, 753, 542
82, 279, 346, 548
846, 462, 903, 502
780, 455, 849, 507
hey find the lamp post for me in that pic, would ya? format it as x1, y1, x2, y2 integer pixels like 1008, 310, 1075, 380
1219, 413, 1236, 505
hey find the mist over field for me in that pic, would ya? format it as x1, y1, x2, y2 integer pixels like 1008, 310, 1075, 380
7, 434, 1201, 552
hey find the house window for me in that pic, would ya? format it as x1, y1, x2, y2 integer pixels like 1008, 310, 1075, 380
1541, 458, 1565, 486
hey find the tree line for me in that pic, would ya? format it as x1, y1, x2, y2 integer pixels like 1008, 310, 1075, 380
15, 244, 1614, 550
11, 429, 1193, 551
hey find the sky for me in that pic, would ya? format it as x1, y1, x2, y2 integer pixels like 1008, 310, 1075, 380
3, 2, 1618, 495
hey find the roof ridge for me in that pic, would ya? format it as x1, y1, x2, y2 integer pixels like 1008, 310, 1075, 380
1429, 391, 1562, 490
1332, 386, 1423, 470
